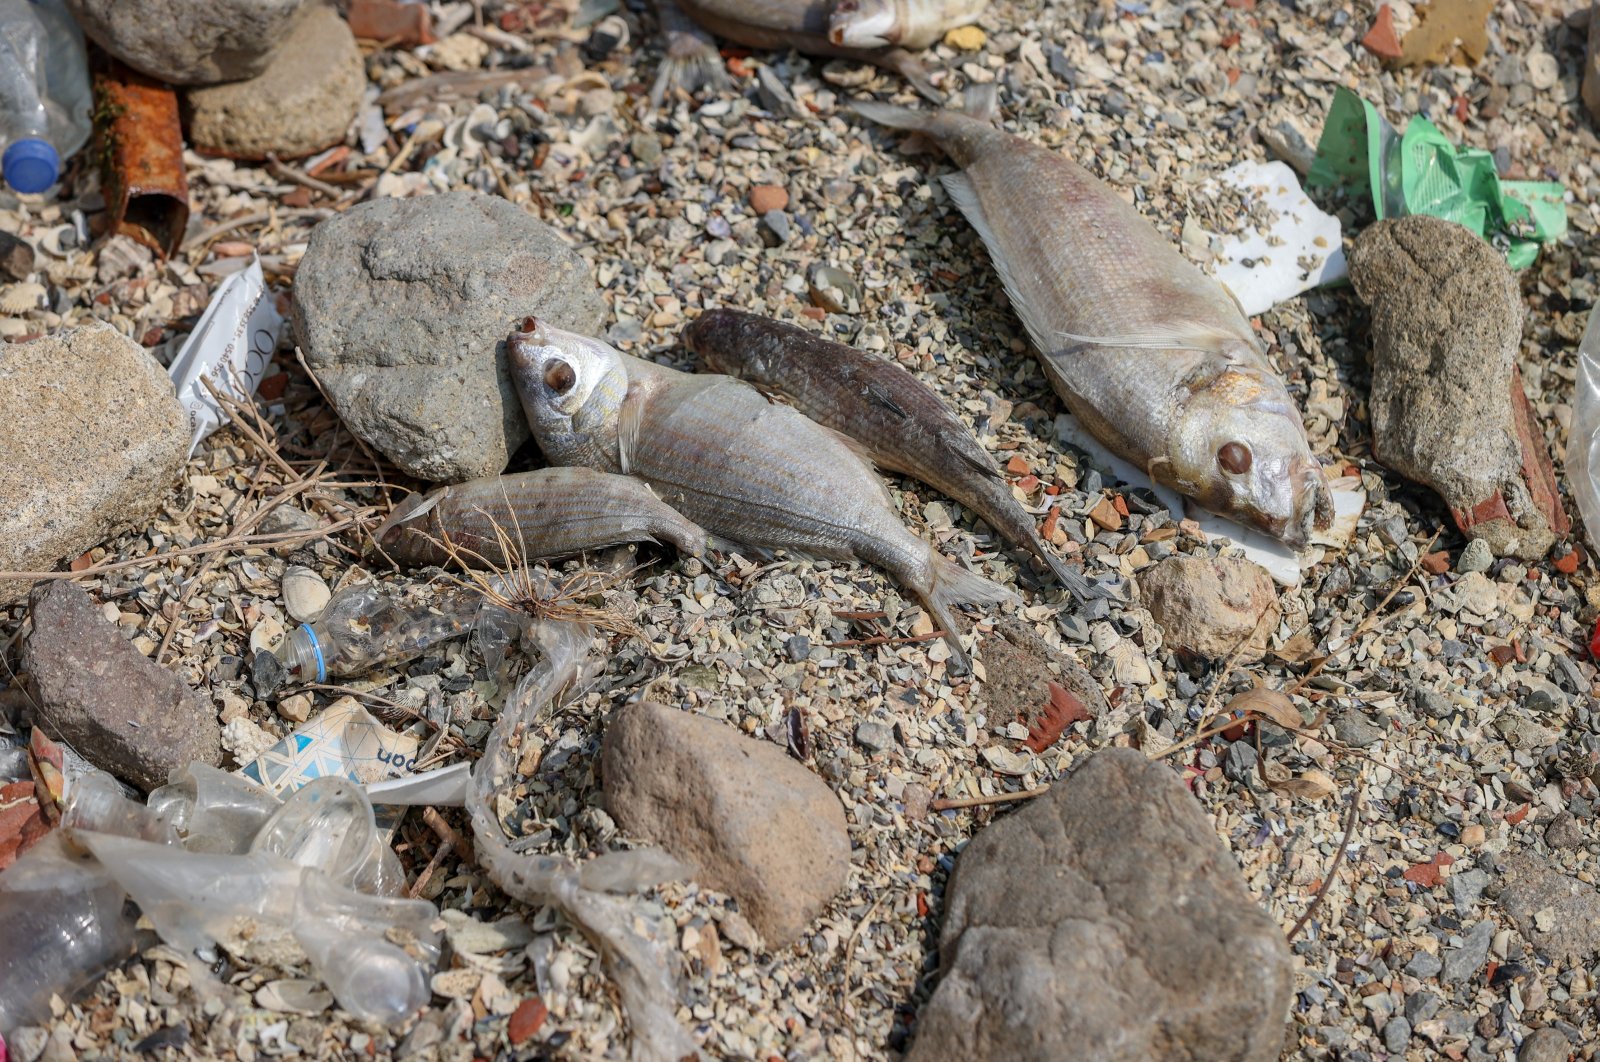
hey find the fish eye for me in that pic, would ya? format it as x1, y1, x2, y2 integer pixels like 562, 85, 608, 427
1217, 441, 1253, 475
544, 359, 577, 394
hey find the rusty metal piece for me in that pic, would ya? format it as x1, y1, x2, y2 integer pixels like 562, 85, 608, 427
94, 60, 189, 258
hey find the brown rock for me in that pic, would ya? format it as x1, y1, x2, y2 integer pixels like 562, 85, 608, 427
601, 702, 849, 947
910, 749, 1293, 1062
1140, 554, 1279, 661
0, 326, 188, 604
1348, 216, 1566, 560
186, 6, 365, 160
23, 582, 223, 791
749, 184, 789, 213
346, 0, 436, 45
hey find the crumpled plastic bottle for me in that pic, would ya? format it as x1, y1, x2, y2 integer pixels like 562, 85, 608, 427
1567, 307, 1600, 555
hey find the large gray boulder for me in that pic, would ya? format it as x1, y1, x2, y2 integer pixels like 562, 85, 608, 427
0, 326, 187, 604
601, 702, 850, 948
910, 749, 1293, 1062
64, 0, 310, 85
293, 192, 607, 483
24, 582, 223, 792
1348, 216, 1566, 559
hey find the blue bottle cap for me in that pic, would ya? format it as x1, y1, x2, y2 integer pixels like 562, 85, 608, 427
3, 137, 60, 194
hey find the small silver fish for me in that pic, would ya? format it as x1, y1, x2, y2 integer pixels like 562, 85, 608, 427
684, 308, 1089, 597
854, 90, 1335, 548
374, 467, 709, 568
506, 316, 1016, 669
652, 0, 982, 102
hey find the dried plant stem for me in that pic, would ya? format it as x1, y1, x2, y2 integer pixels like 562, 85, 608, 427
931, 785, 1050, 812
1287, 780, 1363, 941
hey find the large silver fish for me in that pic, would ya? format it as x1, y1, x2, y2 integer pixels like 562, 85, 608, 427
374, 468, 708, 568
854, 92, 1335, 548
684, 308, 1089, 597
652, 0, 984, 103
505, 317, 1016, 669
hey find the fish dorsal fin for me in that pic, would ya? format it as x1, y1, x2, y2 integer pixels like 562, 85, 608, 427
1052, 326, 1249, 363
960, 84, 999, 123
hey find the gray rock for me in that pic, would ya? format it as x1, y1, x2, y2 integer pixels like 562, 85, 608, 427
1441, 920, 1495, 983
601, 702, 849, 947
1383, 1016, 1411, 1053
1545, 812, 1584, 849
1404, 989, 1440, 1024
186, 7, 364, 160
1223, 739, 1258, 784
1333, 711, 1386, 749
1348, 217, 1564, 560
0, 326, 187, 604
23, 582, 222, 791
784, 634, 810, 663
910, 749, 1292, 1062
1496, 851, 1600, 964
64, 0, 308, 84
854, 721, 894, 753
0, 230, 34, 281
1457, 538, 1494, 574
294, 191, 605, 482
1518, 1027, 1572, 1062
1139, 555, 1278, 662
1449, 868, 1490, 914
1404, 950, 1443, 980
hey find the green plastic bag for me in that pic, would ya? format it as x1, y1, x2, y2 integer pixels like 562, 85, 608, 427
1308, 87, 1566, 270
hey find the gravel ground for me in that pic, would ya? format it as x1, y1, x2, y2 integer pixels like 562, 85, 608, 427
4, 0, 1600, 1059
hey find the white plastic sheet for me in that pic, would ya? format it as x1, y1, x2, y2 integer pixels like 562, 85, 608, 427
167, 255, 284, 455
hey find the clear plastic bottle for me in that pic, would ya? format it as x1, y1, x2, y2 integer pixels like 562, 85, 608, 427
0, 0, 93, 194
275, 582, 486, 684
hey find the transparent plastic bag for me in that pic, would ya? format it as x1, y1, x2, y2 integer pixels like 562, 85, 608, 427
1568, 308, 1600, 550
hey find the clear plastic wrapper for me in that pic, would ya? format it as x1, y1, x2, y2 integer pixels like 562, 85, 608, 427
276, 582, 484, 683
465, 582, 699, 1061
1569, 308, 1600, 549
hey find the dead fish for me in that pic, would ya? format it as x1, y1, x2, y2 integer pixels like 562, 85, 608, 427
506, 317, 1016, 669
652, 0, 982, 103
854, 89, 1335, 548
374, 467, 708, 568
684, 308, 1089, 597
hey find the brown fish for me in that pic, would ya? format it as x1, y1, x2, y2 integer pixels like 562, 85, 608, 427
683, 309, 1089, 597
374, 467, 708, 568
854, 89, 1335, 548
506, 317, 1016, 669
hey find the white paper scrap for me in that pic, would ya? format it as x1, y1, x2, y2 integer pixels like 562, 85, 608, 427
1209, 160, 1347, 316
168, 255, 285, 456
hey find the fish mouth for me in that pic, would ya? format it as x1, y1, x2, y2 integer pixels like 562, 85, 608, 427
1273, 457, 1335, 551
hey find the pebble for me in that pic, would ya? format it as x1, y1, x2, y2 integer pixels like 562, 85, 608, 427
749, 185, 790, 213
1406, 951, 1444, 980
277, 692, 312, 724
1383, 1016, 1411, 1052
1457, 538, 1493, 574
0, 230, 36, 282
1518, 1027, 1573, 1062
784, 635, 810, 662
1442, 920, 1495, 983
1332, 711, 1385, 749
1140, 555, 1277, 662
854, 721, 894, 752
943, 25, 986, 50
1526, 52, 1560, 91
281, 566, 331, 623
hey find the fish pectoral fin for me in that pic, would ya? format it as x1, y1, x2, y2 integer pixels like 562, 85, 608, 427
942, 432, 1003, 479
864, 381, 908, 419
617, 390, 647, 476
1052, 326, 1244, 359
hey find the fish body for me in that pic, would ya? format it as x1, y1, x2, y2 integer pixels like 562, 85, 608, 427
854, 94, 1335, 548
375, 467, 708, 568
684, 308, 1088, 595
507, 318, 1015, 668
653, 0, 980, 101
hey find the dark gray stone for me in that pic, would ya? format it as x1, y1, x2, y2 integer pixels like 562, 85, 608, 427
854, 721, 894, 753
909, 749, 1292, 1062
601, 702, 849, 947
1404, 950, 1443, 980
0, 230, 34, 281
1333, 711, 1386, 749
24, 582, 222, 791
64, 0, 308, 84
1518, 1026, 1572, 1062
1383, 1016, 1412, 1053
1405, 990, 1440, 1024
1441, 920, 1495, 983
293, 191, 606, 482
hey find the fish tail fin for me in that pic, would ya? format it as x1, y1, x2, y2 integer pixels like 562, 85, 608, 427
924, 553, 1017, 673
1035, 545, 1094, 602
649, 16, 727, 109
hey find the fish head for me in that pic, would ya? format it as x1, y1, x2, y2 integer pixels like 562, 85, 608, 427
829, 0, 902, 47
506, 317, 629, 468
1169, 367, 1335, 549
